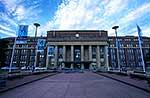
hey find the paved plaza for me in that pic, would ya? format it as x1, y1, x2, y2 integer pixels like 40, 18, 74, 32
0, 71, 150, 98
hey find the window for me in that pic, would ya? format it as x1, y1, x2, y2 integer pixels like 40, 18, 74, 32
58, 47, 63, 58
110, 44, 115, 47
40, 55, 44, 58
109, 39, 113, 41
118, 38, 122, 41
22, 45, 27, 48
74, 49, 81, 61
92, 46, 96, 58
136, 44, 139, 47
134, 39, 138, 41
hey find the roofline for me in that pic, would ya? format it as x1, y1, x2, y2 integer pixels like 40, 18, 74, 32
108, 36, 150, 38
47, 30, 107, 32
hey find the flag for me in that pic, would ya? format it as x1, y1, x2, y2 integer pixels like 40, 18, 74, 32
118, 39, 121, 49
136, 24, 143, 43
37, 39, 46, 51
136, 24, 146, 72
108, 48, 111, 56
48, 46, 54, 57
18, 25, 28, 38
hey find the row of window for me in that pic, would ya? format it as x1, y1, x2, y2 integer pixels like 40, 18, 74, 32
8, 43, 149, 48
110, 43, 150, 47
110, 48, 149, 54
109, 38, 150, 42
111, 60, 144, 67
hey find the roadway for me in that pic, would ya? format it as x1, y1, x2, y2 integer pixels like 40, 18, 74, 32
0, 71, 150, 98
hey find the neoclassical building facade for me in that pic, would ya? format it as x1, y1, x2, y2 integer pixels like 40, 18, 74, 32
46, 30, 109, 70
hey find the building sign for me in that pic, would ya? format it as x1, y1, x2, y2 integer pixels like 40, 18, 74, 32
48, 46, 54, 57
37, 39, 46, 51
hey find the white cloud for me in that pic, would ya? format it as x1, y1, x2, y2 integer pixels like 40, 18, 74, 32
0, 0, 150, 38
28, 23, 43, 37
0, 29, 16, 36
103, 0, 126, 17
1, 0, 18, 13
1, 13, 18, 26
45, 0, 98, 29
106, 2, 150, 36
0, 24, 14, 32
44, 0, 129, 36
28, 24, 35, 36
142, 28, 150, 37
14, 5, 25, 21
0, 0, 42, 37
119, 3, 150, 25
129, 26, 150, 37
1, 0, 41, 22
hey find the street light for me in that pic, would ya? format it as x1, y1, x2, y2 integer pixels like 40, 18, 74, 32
34, 23, 40, 37
33, 23, 40, 72
112, 26, 120, 71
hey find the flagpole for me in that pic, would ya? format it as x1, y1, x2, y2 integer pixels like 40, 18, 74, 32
9, 37, 17, 72
138, 37, 146, 72
112, 26, 120, 72
137, 24, 146, 73
9, 23, 19, 73
33, 23, 40, 72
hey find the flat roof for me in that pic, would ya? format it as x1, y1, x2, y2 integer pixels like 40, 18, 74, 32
47, 30, 107, 32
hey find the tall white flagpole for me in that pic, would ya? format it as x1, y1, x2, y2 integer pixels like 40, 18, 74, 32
34, 44, 38, 71
33, 23, 40, 72
9, 37, 17, 72
137, 25, 146, 72
9, 22, 19, 73
138, 36, 146, 72
112, 26, 120, 71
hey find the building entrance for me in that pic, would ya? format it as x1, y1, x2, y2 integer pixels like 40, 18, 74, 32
74, 63, 81, 70
84, 64, 90, 69
65, 63, 71, 68
74, 46, 81, 62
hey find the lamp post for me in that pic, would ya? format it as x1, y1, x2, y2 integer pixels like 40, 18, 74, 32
33, 23, 40, 72
34, 23, 40, 37
112, 26, 120, 71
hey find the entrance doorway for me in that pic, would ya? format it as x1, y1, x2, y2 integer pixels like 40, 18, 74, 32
65, 63, 71, 68
84, 64, 90, 69
74, 63, 81, 70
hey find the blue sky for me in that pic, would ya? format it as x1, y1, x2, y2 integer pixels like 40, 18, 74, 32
0, 0, 150, 38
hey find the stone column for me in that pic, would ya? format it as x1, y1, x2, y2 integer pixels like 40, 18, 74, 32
81, 45, 84, 69
71, 45, 74, 69
105, 46, 109, 71
89, 45, 92, 69
62, 45, 66, 68
96, 45, 100, 69
54, 45, 58, 68
46, 46, 49, 69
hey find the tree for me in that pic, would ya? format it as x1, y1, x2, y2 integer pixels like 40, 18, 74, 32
0, 39, 8, 67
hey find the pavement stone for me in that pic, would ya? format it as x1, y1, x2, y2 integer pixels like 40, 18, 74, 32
0, 71, 150, 98
0, 72, 58, 93
96, 72, 150, 92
